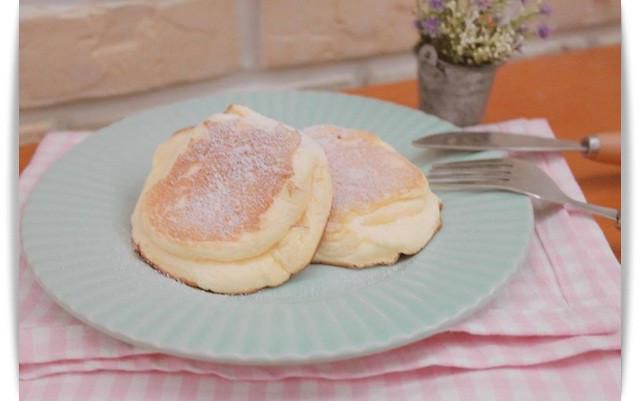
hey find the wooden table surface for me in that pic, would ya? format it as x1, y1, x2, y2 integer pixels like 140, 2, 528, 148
346, 45, 621, 260
19, 45, 621, 260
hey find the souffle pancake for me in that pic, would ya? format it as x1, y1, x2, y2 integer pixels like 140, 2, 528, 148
131, 105, 333, 294
304, 124, 441, 268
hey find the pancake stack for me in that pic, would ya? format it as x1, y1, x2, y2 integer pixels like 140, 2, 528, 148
131, 105, 441, 294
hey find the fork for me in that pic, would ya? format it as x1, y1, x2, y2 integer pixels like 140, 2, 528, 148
428, 158, 621, 227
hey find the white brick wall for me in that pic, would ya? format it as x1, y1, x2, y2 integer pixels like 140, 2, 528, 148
19, 0, 621, 143
20, 0, 241, 108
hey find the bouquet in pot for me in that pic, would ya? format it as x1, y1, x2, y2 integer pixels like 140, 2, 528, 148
413, 0, 552, 125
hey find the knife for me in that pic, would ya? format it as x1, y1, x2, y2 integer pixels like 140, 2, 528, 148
412, 131, 621, 165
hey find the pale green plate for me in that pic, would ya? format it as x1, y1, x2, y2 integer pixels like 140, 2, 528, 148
22, 90, 533, 365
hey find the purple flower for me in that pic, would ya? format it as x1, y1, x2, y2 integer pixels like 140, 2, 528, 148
429, 0, 445, 12
539, 3, 553, 15
417, 17, 441, 37
537, 23, 551, 39
475, 0, 490, 10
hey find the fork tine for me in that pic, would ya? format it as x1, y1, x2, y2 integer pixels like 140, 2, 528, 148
428, 177, 510, 185
428, 170, 511, 179
429, 166, 512, 177
431, 157, 510, 166
430, 158, 513, 171
429, 182, 510, 192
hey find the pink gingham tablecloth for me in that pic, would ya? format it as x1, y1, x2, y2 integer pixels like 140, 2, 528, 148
18, 119, 621, 401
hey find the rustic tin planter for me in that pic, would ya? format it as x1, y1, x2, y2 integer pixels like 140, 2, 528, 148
417, 44, 499, 126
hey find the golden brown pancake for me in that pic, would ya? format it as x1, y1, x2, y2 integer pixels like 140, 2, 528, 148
131, 106, 333, 294
304, 124, 441, 268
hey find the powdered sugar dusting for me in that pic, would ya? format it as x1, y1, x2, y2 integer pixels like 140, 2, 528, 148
146, 120, 301, 241
306, 125, 423, 217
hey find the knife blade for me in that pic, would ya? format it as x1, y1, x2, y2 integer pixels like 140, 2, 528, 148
412, 131, 586, 152
412, 130, 622, 165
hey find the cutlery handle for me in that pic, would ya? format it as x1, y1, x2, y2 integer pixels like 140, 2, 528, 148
584, 132, 621, 165
566, 198, 621, 229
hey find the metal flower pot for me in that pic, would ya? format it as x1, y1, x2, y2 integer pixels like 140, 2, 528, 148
417, 44, 499, 126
